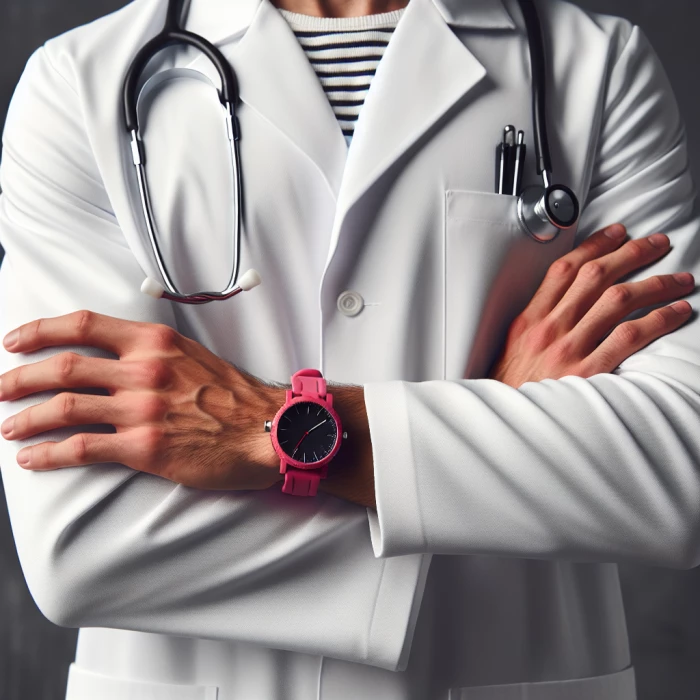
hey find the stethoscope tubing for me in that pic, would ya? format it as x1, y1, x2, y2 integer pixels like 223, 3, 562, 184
124, 0, 580, 303
517, 0, 551, 178
124, 0, 246, 304
128, 99, 243, 303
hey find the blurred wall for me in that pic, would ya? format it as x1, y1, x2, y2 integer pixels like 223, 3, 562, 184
1, 1, 700, 699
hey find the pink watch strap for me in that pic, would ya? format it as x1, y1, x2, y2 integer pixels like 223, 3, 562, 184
281, 369, 327, 496
282, 470, 321, 496
291, 369, 327, 400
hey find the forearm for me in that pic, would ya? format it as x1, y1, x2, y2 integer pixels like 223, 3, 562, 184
0, 373, 389, 662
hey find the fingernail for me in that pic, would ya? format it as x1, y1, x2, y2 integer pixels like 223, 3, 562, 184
649, 233, 669, 248
17, 451, 30, 467
674, 273, 694, 286
671, 301, 692, 314
604, 225, 626, 239
1, 417, 14, 437
3, 330, 18, 349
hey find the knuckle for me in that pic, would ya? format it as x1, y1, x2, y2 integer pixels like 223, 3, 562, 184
526, 319, 558, 352
138, 394, 167, 422
625, 240, 648, 263
603, 284, 631, 307
548, 337, 574, 365
31, 318, 43, 345
72, 433, 89, 464
547, 257, 575, 279
140, 359, 171, 389
612, 322, 640, 347
654, 306, 676, 327
60, 393, 78, 422
575, 358, 598, 379
6, 366, 22, 395
647, 275, 668, 294
578, 260, 606, 284
56, 352, 80, 381
74, 310, 95, 340
150, 325, 178, 349
506, 313, 530, 341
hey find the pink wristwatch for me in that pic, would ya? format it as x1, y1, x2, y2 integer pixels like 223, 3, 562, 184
265, 368, 346, 496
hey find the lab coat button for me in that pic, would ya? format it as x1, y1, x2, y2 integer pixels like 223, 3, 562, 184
337, 290, 364, 316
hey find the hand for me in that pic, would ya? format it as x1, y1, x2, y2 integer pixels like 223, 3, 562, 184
0, 311, 285, 490
487, 224, 695, 389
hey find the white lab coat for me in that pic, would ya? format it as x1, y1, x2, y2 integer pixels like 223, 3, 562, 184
1, 0, 699, 697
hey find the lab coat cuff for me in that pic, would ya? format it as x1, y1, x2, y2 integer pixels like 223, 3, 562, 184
369, 549, 433, 672
363, 380, 426, 558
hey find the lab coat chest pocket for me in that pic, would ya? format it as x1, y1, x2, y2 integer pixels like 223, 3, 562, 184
66, 663, 219, 700
444, 189, 575, 380
448, 664, 636, 700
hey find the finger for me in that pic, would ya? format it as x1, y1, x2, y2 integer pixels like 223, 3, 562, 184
0, 353, 157, 401
568, 273, 695, 355
549, 232, 672, 332
2, 310, 174, 357
521, 224, 628, 321
15, 431, 138, 471
1, 392, 162, 441
580, 301, 693, 375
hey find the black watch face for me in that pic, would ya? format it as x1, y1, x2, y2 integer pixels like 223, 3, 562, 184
277, 401, 338, 464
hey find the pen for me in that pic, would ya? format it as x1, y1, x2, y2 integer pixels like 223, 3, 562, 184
496, 125, 515, 194
511, 130, 525, 195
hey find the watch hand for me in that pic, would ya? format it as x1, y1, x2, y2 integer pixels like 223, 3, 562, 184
291, 431, 308, 458
290, 419, 329, 459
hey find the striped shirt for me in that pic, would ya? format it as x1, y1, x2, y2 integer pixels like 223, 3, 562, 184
279, 8, 406, 146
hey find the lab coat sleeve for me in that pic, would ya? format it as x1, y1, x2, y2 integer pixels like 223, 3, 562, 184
0, 45, 430, 673
364, 25, 700, 569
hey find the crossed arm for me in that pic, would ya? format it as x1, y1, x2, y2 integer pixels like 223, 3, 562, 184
0, 221, 694, 513
2, 21, 700, 673
0, 313, 376, 508
3, 200, 691, 506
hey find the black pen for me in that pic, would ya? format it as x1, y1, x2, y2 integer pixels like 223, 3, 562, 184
496, 125, 515, 194
511, 130, 526, 196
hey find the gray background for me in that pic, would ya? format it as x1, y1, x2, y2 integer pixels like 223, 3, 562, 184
1, 1, 700, 699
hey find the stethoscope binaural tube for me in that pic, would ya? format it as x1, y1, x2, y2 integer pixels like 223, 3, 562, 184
515, 0, 580, 243
123, 0, 261, 304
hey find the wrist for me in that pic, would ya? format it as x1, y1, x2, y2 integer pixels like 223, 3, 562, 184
256, 384, 289, 472
257, 379, 375, 508
318, 384, 376, 509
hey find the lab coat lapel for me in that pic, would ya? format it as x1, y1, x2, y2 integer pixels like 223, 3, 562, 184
185, 0, 349, 198
324, 0, 504, 272
227, 0, 349, 196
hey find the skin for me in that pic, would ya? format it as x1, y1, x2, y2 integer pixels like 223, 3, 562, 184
488, 225, 695, 388
0, 225, 693, 511
0, 313, 376, 507
272, 0, 409, 17
0, 0, 695, 510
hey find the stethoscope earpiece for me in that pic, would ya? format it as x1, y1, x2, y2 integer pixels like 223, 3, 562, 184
517, 182, 580, 243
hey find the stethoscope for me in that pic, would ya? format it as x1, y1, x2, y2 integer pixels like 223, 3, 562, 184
123, 0, 580, 305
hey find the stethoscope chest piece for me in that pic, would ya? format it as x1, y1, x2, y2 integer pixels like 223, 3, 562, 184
517, 183, 579, 243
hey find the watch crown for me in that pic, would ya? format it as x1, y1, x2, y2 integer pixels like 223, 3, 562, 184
342, 431, 348, 439
264, 420, 272, 432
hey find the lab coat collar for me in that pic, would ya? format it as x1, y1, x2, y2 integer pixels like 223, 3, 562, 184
185, 0, 517, 46
432, 0, 516, 30
182, 0, 516, 249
